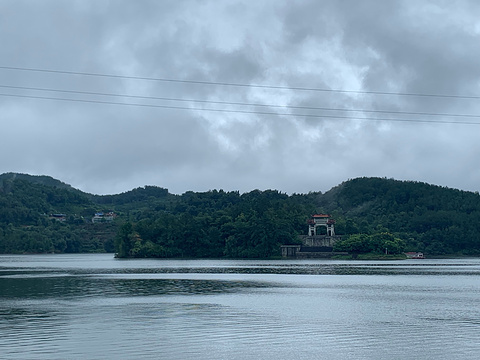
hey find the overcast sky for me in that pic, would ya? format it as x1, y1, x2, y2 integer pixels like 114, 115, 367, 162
1, 0, 480, 195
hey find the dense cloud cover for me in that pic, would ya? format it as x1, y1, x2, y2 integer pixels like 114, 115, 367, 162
1, 0, 480, 194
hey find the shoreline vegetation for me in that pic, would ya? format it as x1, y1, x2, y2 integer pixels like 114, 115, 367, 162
13, 251, 480, 260
1, 173, 480, 259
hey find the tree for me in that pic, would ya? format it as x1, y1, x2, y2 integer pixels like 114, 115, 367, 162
334, 232, 405, 255
334, 234, 371, 253
114, 222, 135, 257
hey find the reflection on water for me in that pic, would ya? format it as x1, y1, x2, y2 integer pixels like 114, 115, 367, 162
1, 254, 480, 360
0, 275, 271, 299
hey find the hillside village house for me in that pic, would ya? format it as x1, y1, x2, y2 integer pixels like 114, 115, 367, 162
92, 212, 116, 223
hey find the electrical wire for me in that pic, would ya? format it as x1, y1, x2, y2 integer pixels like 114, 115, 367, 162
2, 65, 480, 125
1, 84, 480, 119
2, 92, 480, 125
1, 65, 480, 100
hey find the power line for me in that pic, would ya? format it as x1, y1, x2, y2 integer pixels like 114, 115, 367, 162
1, 84, 480, 120
1, 65, 480, 100
2, 92, 480, 125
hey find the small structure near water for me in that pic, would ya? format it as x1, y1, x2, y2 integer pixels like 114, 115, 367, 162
281, 214, 346, 258
405, 252, 425, 259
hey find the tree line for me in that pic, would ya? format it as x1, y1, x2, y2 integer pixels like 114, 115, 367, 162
114, 189, 312, 258
2, 173, 480, 257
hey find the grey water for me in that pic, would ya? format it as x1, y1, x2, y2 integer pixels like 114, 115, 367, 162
1, 254, 480, 360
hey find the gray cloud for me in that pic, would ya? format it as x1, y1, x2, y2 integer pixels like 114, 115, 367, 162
1, 0, 480, 195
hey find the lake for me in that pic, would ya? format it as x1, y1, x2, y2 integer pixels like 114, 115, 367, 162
1, 254, 480, 360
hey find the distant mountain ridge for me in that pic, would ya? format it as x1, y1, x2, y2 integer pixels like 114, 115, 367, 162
0, 172, 77, 192
0, 172, 173, 205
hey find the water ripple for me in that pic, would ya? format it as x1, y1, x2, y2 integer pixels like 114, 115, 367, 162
2, 255, 480, 359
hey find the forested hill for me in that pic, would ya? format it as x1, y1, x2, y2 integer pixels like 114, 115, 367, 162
321, 178, 480, 255
0, 173, 175, 254
1, 173, 480, 257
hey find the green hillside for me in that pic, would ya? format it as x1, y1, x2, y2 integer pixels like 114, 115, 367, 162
0, 174, 174, 254
1, 173, 479, 257
321, 177, 480, 255
0, 172, 77, 191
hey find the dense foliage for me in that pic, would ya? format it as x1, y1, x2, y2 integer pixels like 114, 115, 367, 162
0, 174, 117, 253
321, 178, 480, 255
114, 190, 313, 258
334, 232, 406, 255
2, 173, 480, 257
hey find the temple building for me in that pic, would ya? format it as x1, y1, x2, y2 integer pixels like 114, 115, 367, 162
281, 214, 344, 258
308, 214, 335, 236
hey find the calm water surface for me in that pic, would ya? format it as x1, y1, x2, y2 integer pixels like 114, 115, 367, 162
1, 254, 480, 360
